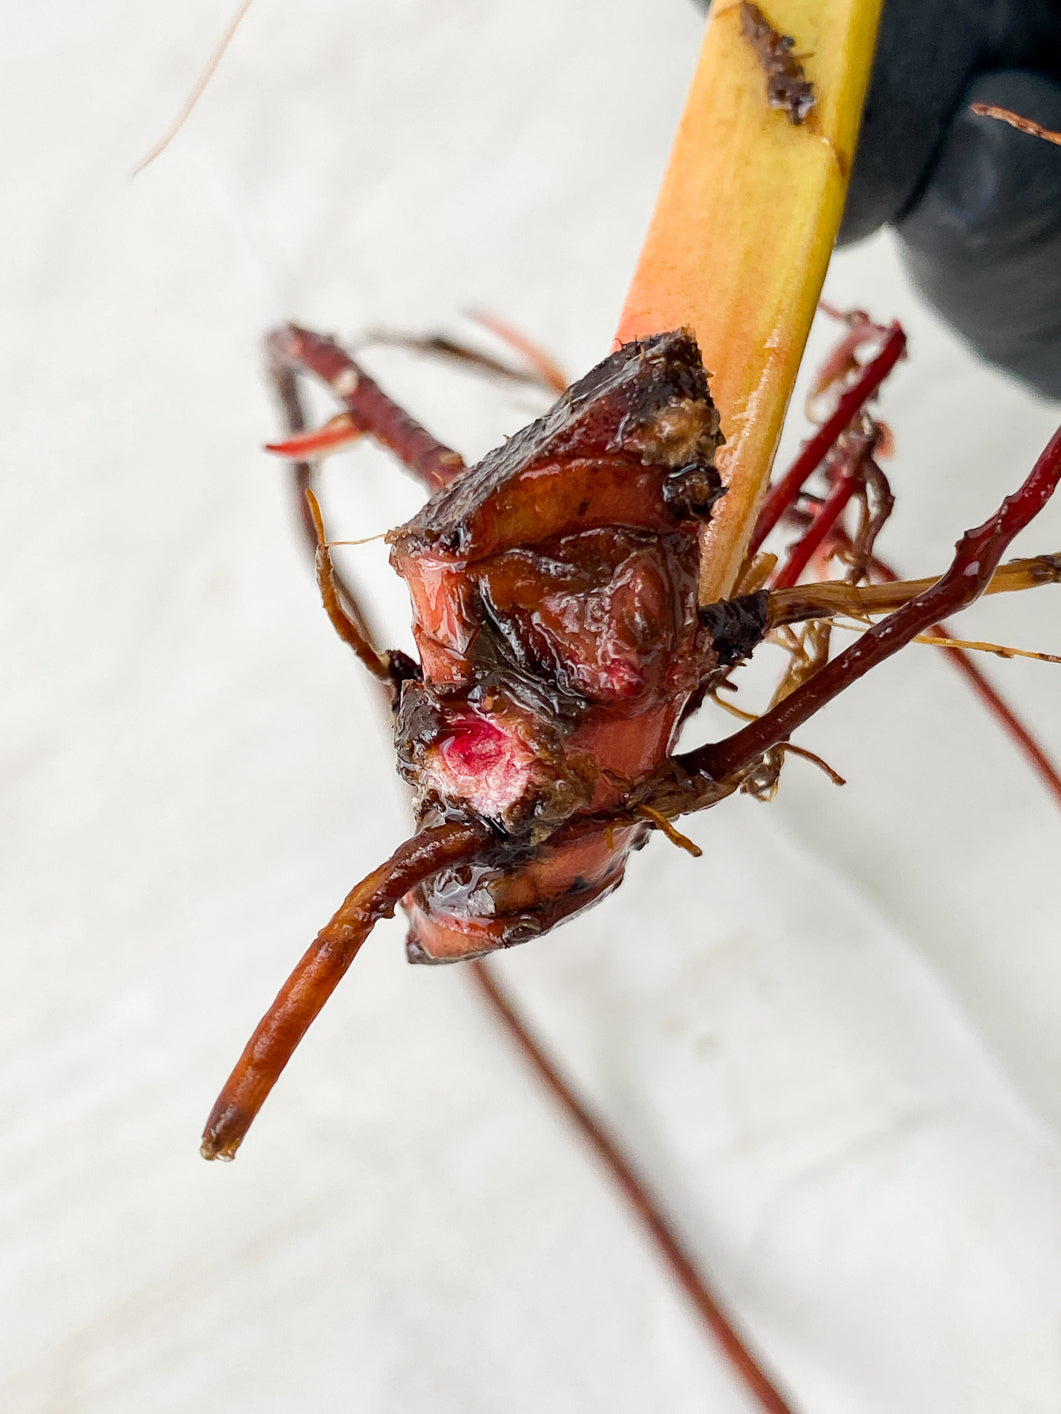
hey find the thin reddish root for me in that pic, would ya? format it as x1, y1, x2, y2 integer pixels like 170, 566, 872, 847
265, 414, 362, 459
469, 960, 798, 1414
940, 639, 1061, 810
201, 820, 491, 1160
304, 488, 394, 682
359, 328, 555, 393
768, 519, 1061, 810
467, 310, 571, 394
772, 471, 856, 589
868, 556, 1061, 812
971, 103, 1061, 146
694, 423, 1061, 782
751, 322, 906, 553
809, 309, 881, 400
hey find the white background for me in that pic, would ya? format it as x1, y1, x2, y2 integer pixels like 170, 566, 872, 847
3, 2, 1061, 1411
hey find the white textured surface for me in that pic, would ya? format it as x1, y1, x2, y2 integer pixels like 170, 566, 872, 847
3, 3, 1061, 1412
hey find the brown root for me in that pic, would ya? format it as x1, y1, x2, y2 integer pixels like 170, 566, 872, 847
201, 820, 492, 1161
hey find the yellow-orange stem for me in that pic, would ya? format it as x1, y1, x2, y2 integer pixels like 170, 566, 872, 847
617, 0, 883, 601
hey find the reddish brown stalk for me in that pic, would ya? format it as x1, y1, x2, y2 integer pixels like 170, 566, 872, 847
692, 424, 1061, 782
750, 321, 905, 552
304, 488, 393, 684
201, 820, 491, 1160
771, 467, 856, 589
267, 325, 466, 490
940, 646, 1061, 807
470, 960, 797, 1414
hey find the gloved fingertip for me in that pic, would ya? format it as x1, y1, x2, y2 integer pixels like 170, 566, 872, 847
896, 69, 1061, 399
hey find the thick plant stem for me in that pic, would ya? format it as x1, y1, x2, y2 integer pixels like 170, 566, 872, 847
617, 0, 884, 602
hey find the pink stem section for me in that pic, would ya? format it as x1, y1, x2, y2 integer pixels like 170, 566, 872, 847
470, 961, 798, 1414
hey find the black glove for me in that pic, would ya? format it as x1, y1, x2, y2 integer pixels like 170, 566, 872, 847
695, 0, 1061, 399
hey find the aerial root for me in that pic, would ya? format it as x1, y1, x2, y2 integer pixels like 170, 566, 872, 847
201, 819, 491, 1161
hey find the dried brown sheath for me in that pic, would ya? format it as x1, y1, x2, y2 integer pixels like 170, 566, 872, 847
740, 2, 816, 125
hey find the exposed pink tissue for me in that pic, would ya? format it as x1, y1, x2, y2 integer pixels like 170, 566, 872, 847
434, 716, 533, 815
